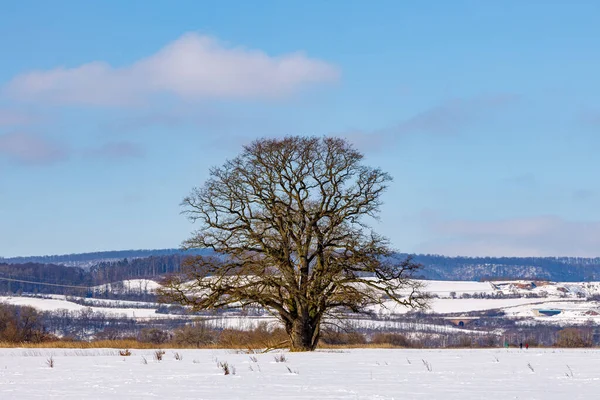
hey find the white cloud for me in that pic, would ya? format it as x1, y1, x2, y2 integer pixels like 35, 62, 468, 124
5, 33, 339, 106
337, 93, 520, 152
418, 215, 600, 257
85, 141, 145, 160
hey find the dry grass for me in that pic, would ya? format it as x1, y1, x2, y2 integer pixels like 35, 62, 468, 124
0, 340, 192, 349
317, 343, 406, 349
0, 339, 424, 350
154, 350, 166, 361
0, 330, 511, 351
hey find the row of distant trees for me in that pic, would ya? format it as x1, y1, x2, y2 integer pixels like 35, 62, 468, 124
1, 302, 596, 348
4, 252, 600, 299
0, 255, 187, 297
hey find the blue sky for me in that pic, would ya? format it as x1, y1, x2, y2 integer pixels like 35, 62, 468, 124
1, 0, 599, 257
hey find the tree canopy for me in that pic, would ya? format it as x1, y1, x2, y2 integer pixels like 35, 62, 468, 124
160, 136, 427, 351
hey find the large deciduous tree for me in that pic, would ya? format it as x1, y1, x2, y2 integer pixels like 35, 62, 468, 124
160, 136, 427, 351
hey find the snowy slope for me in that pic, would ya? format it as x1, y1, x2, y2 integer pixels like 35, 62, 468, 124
0, 296, 172, 319
92, 279, 162, 294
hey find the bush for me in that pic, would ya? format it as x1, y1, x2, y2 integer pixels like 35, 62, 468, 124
94, 328, 130, 341
172, 322, 216, 347
138, 328, 171, 344
320, 330, 367, 345
0, 304, 54, 343
371, 333, 410, 347
217, 323, 288, 349
555, 328, 592, 348
457, 335, 473, 348
154, 350, 165, 361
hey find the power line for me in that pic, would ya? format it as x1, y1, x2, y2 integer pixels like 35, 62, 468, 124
0, 276, 91, 290
0, 276, 540, 294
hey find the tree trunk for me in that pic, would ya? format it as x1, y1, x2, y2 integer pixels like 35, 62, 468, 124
288, 318, 319, 352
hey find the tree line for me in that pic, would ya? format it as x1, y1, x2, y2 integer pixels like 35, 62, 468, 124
0, 254, 188, 296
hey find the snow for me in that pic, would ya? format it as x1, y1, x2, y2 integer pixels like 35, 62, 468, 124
374, 297, 552, 315
6, 279, 600, 326
92, 279, 162, 294
503, 300, 600, 324
0, 296, 174, 319
422, 280, 496, 296
421, 280, 600, 299
0, 348, 597, 399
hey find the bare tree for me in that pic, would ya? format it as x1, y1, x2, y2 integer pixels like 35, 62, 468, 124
160, 136, 427, 351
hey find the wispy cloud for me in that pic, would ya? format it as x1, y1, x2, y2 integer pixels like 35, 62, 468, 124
579, 109, 600, 126
572, 189, 595, 201
85, 141, 145, 160
393, 93, 518, 136
503, 173, 537, 188
339, 93, 519, 151
0, 132, 68, 165
0, 109, 37, 126
5, 33, 339, 106
418, 214, 600, 257
104, 107, 261, 133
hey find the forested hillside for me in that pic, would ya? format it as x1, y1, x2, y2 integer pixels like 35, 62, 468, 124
1, 250, 600, 296
0, 254, 188, 296
0, 248, 210, 268
408, 254, 600, 281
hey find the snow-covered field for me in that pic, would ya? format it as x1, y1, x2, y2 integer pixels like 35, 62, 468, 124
0, 296, 167, 319
92, 279, 163, 294
3, 279, 600, 326
0, 348, 598, 399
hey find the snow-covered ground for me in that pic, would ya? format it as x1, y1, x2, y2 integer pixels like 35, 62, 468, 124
0, 348, 597, 399
505, 300, 600, 324
92, 279, 162, 294
0, 296, 169, 319
3, 279, 600, 325
421, 279, 600, 298
84, 278, 600, 299
375, 297, 554, 315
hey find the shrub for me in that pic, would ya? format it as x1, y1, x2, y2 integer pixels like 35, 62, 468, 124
457, 335, 473, 348
172, 321, 216, 347
138, 328, 171, 344
371, 333, 410, 347
218, 361, 235, 375
320, 330, 367, 345
154, 350, 166, 361
478, 335, 498, 348
555, 328, 592, 348
95, 329, 127, 341
217, 324, 288, 349
0, 304, 52, 343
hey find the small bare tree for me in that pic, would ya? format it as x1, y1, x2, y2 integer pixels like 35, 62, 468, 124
160, 136, 427, 351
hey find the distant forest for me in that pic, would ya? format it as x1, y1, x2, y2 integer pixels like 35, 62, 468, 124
0, 248, 210, 266
0, 255, 187, 297
1, 250, 600, 297
407, 254, 600, 282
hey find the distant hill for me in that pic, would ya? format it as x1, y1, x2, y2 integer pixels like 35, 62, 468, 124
407, 254, 600, 282
0, 249, 212, 269
2, 249, 600, 282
